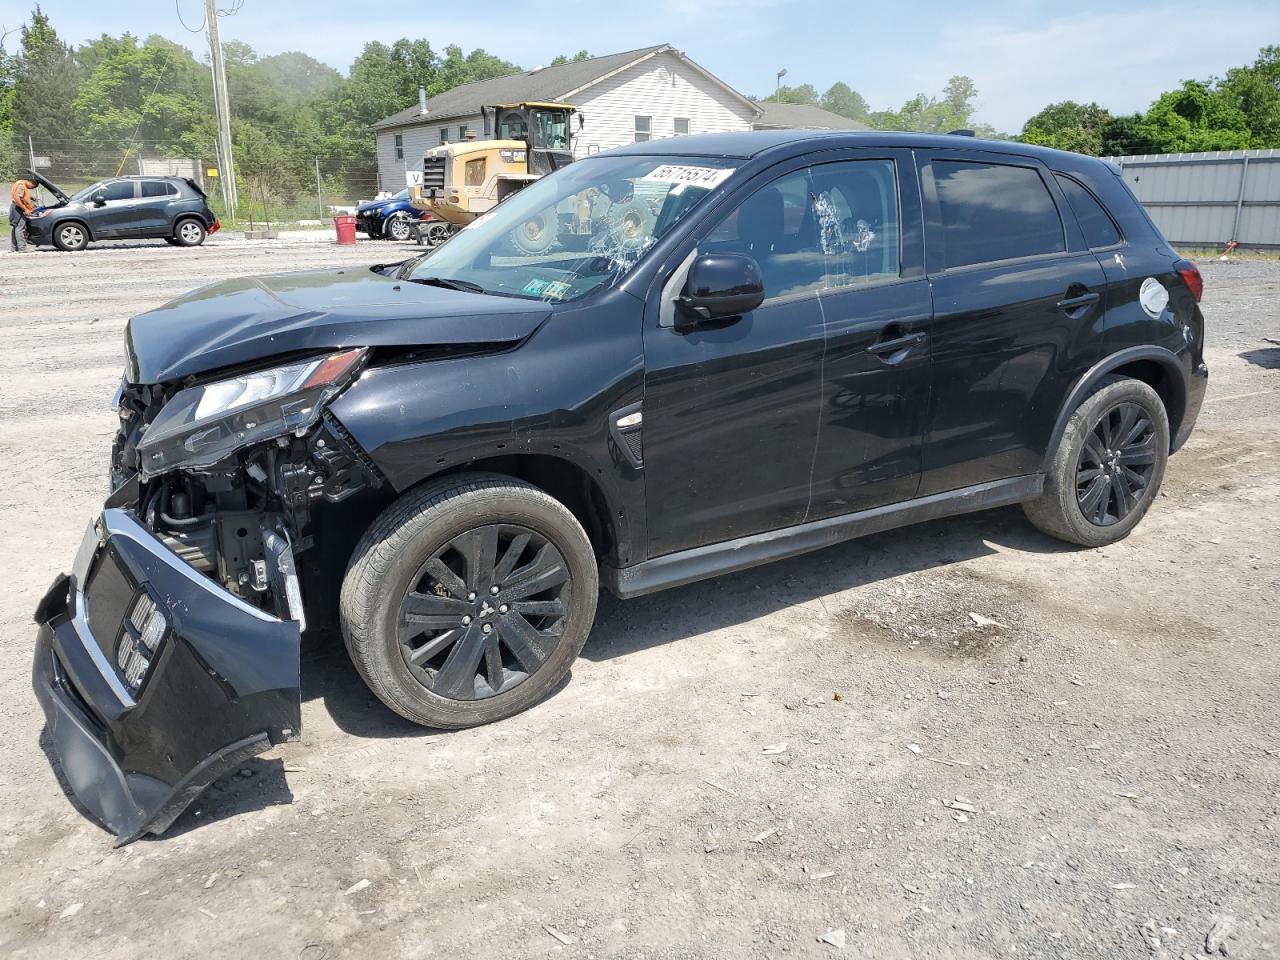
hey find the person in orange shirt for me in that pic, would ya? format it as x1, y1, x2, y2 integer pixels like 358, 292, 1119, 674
9, 176, 37, 252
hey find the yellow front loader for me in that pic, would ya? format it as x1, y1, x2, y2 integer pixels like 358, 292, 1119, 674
410, 102, 588, 253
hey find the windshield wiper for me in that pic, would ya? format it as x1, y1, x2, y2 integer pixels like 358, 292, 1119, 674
407, 276, 486, 294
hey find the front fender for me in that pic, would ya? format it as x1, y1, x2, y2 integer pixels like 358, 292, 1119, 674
327, 300, 646, 563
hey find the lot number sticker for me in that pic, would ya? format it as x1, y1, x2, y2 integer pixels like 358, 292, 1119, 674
640, 164, 735, 190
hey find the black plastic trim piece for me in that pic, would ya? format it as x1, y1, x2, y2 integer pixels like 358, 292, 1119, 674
1043, 345, 1189, 470
603, 474, 1044, 598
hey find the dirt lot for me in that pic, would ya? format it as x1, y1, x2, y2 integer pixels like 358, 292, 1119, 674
0, 234, 1277, 960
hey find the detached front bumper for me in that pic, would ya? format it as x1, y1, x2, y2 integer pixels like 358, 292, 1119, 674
33, 509, 300, 844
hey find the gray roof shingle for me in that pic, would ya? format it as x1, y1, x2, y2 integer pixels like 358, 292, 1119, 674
372, 45, 679, 130
752, 102, 869, 131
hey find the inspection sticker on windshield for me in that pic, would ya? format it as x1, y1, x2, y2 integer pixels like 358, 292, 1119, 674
521, 278, 573, 300
640, 164, 735, 190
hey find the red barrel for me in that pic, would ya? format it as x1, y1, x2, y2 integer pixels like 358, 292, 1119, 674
333, 214, 357, 245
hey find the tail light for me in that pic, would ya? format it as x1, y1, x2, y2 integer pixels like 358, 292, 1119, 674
1175, 260, 1203, 302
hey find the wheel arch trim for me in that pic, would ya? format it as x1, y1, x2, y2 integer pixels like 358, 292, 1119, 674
1044, 345, 1188, 471
54, 218, 94, 242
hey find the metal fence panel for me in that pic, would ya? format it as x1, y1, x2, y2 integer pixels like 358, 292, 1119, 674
1106, 149, 1280, 249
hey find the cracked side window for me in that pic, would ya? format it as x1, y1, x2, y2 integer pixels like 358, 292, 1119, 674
703, 159, 900, 303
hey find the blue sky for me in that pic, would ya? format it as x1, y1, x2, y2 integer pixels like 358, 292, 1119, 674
4, 0, 1277, 131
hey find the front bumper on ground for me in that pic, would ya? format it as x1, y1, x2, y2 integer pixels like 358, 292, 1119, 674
32, 509, 301, 843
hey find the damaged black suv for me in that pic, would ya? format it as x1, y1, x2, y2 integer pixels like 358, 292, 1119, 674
33, 131, 1208, 842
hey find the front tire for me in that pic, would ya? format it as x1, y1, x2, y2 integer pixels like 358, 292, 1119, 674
384, 214, 413, 242
340, 474, 599, 729
1023, 376, 1169, 547
53, 222, 89, 251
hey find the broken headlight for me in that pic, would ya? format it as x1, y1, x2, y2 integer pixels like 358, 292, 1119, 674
136, 348, 366, 478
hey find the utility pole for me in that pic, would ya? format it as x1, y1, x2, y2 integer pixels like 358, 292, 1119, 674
315, 157, 324, 220
204, 0, 238, 220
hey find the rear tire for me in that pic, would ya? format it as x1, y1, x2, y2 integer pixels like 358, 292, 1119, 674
173, 218, 207, 247
1023, 376, 1169, 547
340, 474, 599, 729
52, 222, 89, 251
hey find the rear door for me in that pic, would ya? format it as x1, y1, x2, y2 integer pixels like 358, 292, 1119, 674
134, 180, 179, 236
92, 179, 142, 238
916, 149, 1106, 494
805, 150, 933, 520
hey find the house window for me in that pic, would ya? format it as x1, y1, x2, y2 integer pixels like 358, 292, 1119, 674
674, 117, 690, 136
394, 133, 404, 161
458, 124, 469, 140
634, 116, 651, 143
439, 127, 449, 145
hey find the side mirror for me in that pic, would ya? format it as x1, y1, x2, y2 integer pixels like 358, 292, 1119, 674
93, 193, 107, 206
675, 252, 765, 328
577, 113, 585, 129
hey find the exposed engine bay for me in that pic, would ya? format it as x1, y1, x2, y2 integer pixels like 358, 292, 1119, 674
109, 374, 382, 623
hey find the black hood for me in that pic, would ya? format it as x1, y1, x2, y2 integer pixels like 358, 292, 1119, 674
126, 267, 552, 384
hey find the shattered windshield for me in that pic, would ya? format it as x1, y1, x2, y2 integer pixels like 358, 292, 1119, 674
401, 155, 737, 302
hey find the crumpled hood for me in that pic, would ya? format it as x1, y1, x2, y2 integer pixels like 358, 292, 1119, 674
126, 267, 552, 384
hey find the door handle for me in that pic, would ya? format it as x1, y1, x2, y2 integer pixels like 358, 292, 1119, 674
1057, 291, 1100, 311
867, 331, 927, 356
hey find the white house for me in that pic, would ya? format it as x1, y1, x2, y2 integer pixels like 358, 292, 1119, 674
370, 45, 761, 193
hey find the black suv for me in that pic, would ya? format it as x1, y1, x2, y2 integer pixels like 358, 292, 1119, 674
32, 132, 1207, 841
25, 171, 219, 251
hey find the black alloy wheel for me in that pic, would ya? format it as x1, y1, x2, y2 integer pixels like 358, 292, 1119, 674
1022, 375, 1169, 547
398, 523, 570, 700
1075, 401, 1157, 526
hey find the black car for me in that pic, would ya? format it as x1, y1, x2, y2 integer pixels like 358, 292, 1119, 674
32, 131, 1207, 841
26, 171, 219, 251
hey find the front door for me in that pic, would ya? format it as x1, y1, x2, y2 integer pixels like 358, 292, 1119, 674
916, 150, 1107, 495
641, 162, 826, 557
91, 179, 141, 238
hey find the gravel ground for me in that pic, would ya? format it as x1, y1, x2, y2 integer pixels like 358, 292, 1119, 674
0, 235, 1277, 960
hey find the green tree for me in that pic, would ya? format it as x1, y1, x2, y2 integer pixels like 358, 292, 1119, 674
1134, 80, 1251, 152
820, 81, 869, 122
1218, 45, 1280, 147
549, 50, 591, 66
73, 35, 205, 154
0, 29, 18, 180
11, 7, 82, 159
867, 76, 980, 133
1020, 101, 1111, 155
765, 83, 819, 105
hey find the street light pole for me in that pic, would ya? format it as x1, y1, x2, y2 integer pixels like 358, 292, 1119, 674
776, 68, 787, 93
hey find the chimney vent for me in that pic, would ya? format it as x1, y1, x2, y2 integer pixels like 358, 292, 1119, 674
418, 86, 428, 115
